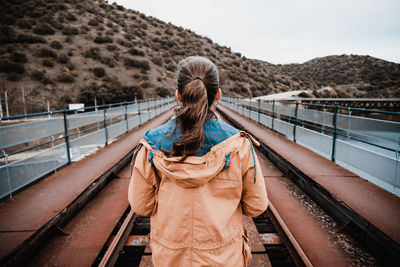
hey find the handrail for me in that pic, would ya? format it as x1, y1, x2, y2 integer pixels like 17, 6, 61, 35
228, 97, 400, 115
0, 97, 176, 199
220, 96, 400, 196
0, 98, 162, 121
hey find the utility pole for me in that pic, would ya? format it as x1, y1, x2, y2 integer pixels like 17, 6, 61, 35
47, 100, 50, 118
5, 91, 9, 117
21, 83, 27, 116
0, 94, 3, 118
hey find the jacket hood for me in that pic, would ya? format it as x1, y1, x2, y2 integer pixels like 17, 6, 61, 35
137, 132, 259, 188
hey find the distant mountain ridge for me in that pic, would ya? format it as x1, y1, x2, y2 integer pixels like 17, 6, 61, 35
267, 54, 400, 98
0, 0, 398, 115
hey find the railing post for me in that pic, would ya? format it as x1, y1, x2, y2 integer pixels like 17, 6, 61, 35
258, 99, 261, 124
156, 98, 159, 115
63, 110, 71, 165
2, 150, 13, 198
125, 102, 128, 133
241, 96, 244, 115
248, 97, 251, 119
103, 106, 108, 146
138, 101, 142, 126
163, 98, 166, 111
147, 99, 150, 121
293, 101, 299, 142
331, 104, 338, 162
272, 100, 275, 130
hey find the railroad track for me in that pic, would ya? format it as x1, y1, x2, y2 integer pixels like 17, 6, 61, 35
25, 109, 379, 267
97, 207, 311, 267
95, 113, 314, 267
93, 110, 378, 267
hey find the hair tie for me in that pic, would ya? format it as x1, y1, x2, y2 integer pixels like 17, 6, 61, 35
193, 76, 202, 81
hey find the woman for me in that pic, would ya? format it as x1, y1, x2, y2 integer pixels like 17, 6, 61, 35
128, 56, 268, 266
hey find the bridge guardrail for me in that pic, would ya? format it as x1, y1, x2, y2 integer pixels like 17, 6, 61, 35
0, 97, 176, 199
220, 96, 400, 197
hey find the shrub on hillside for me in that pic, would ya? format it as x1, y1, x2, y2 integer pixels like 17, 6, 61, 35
31, 69, 53, 84
231, 60, 240, 67
31, 70, 45, 81
139, 22, 148, 30
96, 25, 105, 31
80, 25, 90, 33
105, 29, 114, 36
38, 48, 57, 58
94, 36, 113, 44
42, 59, 54, 67
78, 82, 143, 106
298, 92, 311, 98
58, 54, 69, 64
58, 73, 75, 83
93, 67, 106, 77
33, 23, 55, 35
84, 47, 101, 60
0, 26, 15, 44
151, 57, 163, 66
62, 26, 79, 35
48, 19, 64, 30
128, 48, 144, 56
164, 28, 173, 36
10, 52, 28, 63
106, 44, 117, 51
123, 57, 150, 71
65, 36, 73, 43
50, 40, 63, 49
58, 14, 65, 23
156, 87, 171, 97
1, 15, 16, 25
16, 19, 33, 29
7, 72, 21, 82
88, 18, 99, 26
0, 60, 25, 74
99, 57, 116, 67
165, 62, 176, 72
116, 38, 131, 47
16, 34, 46, 43
66, 13, 77, 21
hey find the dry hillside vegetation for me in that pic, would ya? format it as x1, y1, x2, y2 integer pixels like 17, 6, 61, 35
0, 0, 399, 115
268, 55, 400, 99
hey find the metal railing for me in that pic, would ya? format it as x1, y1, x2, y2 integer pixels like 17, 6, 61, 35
220, 96, 400, 197
0, 97, 176, 199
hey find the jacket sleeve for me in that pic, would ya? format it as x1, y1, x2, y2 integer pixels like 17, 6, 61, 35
128, 143, 158, 217
240, 140, 269, 217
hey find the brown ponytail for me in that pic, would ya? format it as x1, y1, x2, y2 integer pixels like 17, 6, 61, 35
165, 56, 219, 159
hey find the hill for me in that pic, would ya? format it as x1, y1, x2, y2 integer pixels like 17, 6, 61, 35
267, 55, 400, 98
0, 0, 398, 115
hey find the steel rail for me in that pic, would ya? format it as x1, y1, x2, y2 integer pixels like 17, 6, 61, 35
267, 202, 313, 267
99, 210, 138, 267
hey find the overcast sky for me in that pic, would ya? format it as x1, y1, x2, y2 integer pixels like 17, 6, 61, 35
114, 0, 400, 64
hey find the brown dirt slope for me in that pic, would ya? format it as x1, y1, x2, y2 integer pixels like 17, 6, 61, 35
0, 0, 398, 115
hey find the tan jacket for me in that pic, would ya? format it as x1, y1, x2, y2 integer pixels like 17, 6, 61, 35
128, 131, 268, 266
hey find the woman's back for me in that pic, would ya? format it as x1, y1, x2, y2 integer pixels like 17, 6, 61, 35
128, 56, 268, 266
